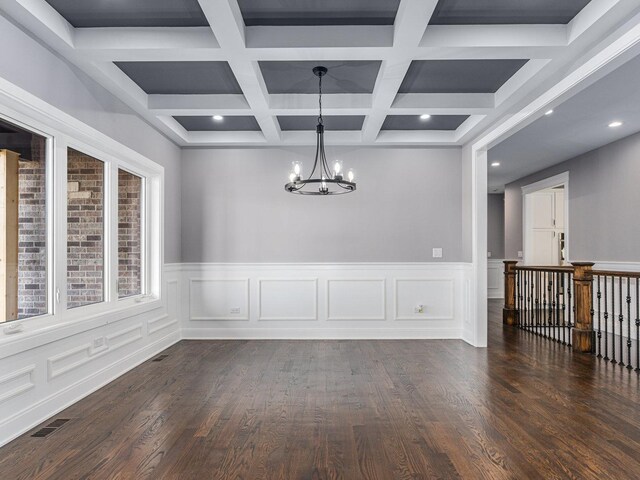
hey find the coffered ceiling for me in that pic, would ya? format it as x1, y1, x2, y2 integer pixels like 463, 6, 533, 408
1, 0, 638, 147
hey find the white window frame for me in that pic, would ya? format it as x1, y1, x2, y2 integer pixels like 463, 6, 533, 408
0, 82, 164, 336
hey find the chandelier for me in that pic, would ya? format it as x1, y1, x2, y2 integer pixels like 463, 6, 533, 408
285, 66, 356, 195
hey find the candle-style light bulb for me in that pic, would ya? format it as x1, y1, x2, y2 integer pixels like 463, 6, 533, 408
347, 169, 355, 182
291, 161, 302, 181
289, 172, 296, 182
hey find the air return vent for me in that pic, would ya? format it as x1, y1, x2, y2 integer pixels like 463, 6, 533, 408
31, 419, 70, 438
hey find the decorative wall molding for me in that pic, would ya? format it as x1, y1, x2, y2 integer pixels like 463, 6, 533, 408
177, 263, 470, 339
0, 366, 35, 404
393, 279, 455, 321
326, 279, 386, 321
488, 259, 505, 299
189, 278, 250, 321
258, 278, 318, 321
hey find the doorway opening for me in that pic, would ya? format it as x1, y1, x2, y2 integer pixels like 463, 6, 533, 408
522, 172, 568, 266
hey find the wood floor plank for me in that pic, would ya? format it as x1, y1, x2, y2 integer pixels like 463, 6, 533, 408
1, 300, 639, 479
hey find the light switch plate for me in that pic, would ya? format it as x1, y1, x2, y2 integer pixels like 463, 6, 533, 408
517, 251, 523, 258
432, 248, 443, 258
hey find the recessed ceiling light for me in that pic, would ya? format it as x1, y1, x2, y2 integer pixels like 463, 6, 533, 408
491, 162, 500, 167
420, 114, 431, 120
544, 109, 554, 115
608, 121, 623, 128
212, 115, 224, 121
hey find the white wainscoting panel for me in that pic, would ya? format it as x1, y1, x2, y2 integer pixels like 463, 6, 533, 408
0, 265, 181, 448
394, 279, 454, 320
327, 279, 386, 321
190, 278, 250, 321
488, 259, 505, 299
258, 279, 318, 321
179, 263, 470, 339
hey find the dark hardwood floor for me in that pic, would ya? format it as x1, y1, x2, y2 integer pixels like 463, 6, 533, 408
1, 300, 640, 479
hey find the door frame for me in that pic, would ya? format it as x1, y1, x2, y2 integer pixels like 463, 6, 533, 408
522, 171, 569, 265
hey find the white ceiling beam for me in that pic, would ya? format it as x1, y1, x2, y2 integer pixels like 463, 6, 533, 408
567, 0, 621, 44
245, 25, 393, 49
362, 0, 440, 142
74, 27, 221, 61
269, 94, 371, 111
197, 0, 281, 143
392, 93, 494, 114
375, 130, 457, 145
187, 130, 267, 145
148, 94, 250, 115
421, 25, 567, 48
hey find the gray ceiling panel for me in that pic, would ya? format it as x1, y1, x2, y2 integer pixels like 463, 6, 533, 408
381, 115, 469, 131
238, 0, 400, 26
430, 0, 592, 25
260, 61, 382, 94
174, 116, 261, 132
44, 0, 209, 28
278, 116, 365, 131
115, 62, 242, 95
399, 60, 528, 94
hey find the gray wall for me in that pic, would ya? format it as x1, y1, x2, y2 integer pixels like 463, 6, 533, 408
504, 131, 640, 262
487, 193, 504, 259
0, 15, 182, 262
181, 147, 464, 263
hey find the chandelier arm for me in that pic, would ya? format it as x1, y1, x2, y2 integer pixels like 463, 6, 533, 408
308, 125, 321, 179
320, 135, 332, 178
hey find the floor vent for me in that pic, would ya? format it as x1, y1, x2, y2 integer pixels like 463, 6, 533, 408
31, 419, 70, 438
152, 354, 169, 362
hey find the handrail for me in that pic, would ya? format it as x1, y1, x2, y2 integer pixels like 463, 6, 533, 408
514, 265, 574, 272
592, 269, 640, 279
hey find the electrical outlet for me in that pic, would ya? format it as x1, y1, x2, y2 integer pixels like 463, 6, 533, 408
432, 248, 443, 258
230, 307, 241, 314
517, 251, 523, 258
414, 305, 425, 314
487, 251, 492, 258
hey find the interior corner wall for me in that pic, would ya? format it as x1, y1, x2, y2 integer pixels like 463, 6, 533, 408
504, 130, 640, 263
0, 14, 182, 263
460, 143, 473, 263
180, 146, 464, 263
487, 193, 505, 259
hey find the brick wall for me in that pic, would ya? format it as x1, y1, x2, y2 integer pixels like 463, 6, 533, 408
67, 148, 104, 309
118, 170, 142, 297
17, 136, 47, 319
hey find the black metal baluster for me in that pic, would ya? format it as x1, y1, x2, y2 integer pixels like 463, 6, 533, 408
611, 276, 617, 364
596, 275, 602, 358
636, 278, 640, 372
536, 271, 540, 336
552, 272, 557, 341
618, 276, 625, 366
561, 272, 567, 345
626, 277, 632, 369
567, 273, 573, 347
543, 271, 548, 339
603, 276, 609, 361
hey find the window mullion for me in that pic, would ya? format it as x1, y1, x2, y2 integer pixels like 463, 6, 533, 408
106, 161, 118, 304
54, 139, 68, 314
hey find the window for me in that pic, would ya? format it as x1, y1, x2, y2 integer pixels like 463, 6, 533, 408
66, 148, 104, 309
118, 169, 143, 298
1, 118, 48, 322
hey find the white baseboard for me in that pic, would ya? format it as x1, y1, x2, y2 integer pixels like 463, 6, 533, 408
182, 327, 461, 340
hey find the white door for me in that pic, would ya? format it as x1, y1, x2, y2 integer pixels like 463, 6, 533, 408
526, 188, 565, 265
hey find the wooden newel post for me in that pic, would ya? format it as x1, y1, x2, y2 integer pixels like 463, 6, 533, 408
572, 262, 595, 353
503, 261, 519, 326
